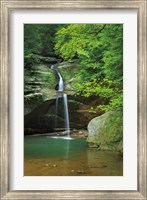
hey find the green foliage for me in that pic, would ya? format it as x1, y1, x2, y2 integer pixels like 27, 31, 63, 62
55, 24, 106, 59
55, 24, 123, 111
24, 24, 67, 57
24, 25, 42, 55
76, 78, 123, 111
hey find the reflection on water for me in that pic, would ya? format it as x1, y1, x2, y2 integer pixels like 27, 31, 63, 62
24, 136, 123, 176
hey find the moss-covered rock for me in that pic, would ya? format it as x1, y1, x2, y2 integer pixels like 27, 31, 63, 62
87, 110, 123, 153
24, 64, 57, 115
24, 54, 58, 67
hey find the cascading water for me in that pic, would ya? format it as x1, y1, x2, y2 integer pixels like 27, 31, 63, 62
63, 93, 70, 137
51, 65, 70, 137
57, 72, 64, 92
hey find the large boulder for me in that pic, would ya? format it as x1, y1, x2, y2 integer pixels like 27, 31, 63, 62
87, 110, 123, 153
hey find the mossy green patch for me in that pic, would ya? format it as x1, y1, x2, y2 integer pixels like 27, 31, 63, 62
87, 110, 123, 152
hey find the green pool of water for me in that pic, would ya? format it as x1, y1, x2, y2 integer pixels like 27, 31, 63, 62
24, 136, 87, 159
24, 136, 123, 176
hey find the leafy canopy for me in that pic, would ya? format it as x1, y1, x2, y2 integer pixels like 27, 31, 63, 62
55, 24, 123, 111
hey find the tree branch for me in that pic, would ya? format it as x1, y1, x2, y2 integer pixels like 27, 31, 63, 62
95, 24, 107, 35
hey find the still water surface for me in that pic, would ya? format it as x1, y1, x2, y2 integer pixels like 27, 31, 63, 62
24, 136, 123, 176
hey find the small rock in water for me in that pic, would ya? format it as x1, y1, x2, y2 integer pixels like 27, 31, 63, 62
45, 164, 49, 167
77, 170, 85, 174
71, 170, 75, 173
53, 164, 57, 167
79, 131, 83, 134
102, 165, 107, 168
64, 130, 70, 135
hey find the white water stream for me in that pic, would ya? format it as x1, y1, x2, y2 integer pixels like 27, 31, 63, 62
51, 65, 70, 137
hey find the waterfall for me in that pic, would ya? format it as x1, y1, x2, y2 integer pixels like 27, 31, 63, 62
57, 72, 64, 92
63, 94, 70, 137
51, 65, 70, 137
55, 94, 59, 129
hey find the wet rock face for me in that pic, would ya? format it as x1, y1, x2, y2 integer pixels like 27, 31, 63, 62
24, 64, 57, 115
87, 110, 123, 153
24, 95, 100, 135
24, 60, 79, 115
